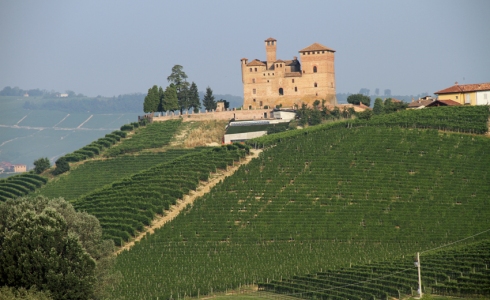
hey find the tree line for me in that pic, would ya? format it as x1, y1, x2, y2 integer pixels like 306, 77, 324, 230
143, 65, 224, 114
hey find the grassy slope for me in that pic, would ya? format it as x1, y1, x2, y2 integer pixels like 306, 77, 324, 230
111, 125, 490, 299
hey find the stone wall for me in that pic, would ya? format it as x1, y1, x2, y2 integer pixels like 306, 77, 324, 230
153, 109, 273, 123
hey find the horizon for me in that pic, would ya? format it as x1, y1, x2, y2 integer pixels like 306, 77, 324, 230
1, 1, 489, 98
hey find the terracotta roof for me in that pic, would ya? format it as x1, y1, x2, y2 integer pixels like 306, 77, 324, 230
274, 59, 285, 63
299, 42, 335, 53
390, 98, 403, 103
265, 37, 277, 42
435, 82, 490, 94
246, 59, 266, 67
240, 58, 248, 61
426, 100, 462, 107
408, 99, 433, 108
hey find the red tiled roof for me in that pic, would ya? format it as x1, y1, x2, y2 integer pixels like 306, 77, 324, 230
299, 42, 335, 53
426, 100, 462, 107
246, 59, 266, 67
265, 37, 277, 42
407, 99, 433, 108
274, 59, 285, 63
435, 82, 490, 94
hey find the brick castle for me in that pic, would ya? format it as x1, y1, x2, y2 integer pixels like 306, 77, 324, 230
241, 38, 336, 109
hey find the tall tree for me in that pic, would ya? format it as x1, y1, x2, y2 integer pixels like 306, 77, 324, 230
0, 196, 109, 300
189, 82, 201, 113
162, 85, 179, 112
167, 65, 190, 114
143, 85, 160, 113
373, 97, 384, 115
202, 86, 216, 111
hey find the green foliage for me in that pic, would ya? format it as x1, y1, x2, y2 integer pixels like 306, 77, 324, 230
357, 109, 373, 120
262, 240, 490, 298
33, 158, 50, 174
52, 157, 69, 175
189, 82, 201, 113
373, 97, 384, 115
163, 85, 179, 112
384, 98, 408, 113
120, 124, 133, 131
39, 150, 200, 200
111, 126, 490, 299
0, 286, 53, 300
0, 197, 97, 299
104, 120, 182, 157
72, 147, 245, 244
0, 174, 48, 201
203, 86, 217, 111
347, 93, 371, 106
143, 85, 160, 113
167, 65, 190, 113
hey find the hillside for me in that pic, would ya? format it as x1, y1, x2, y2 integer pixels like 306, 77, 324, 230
5, 106, 489, 299
110, 114, 490, 299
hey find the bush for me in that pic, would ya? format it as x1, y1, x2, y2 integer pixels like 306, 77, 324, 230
52, 157, 70, 175
33, 157, 51, 174
120, 124, 133, 131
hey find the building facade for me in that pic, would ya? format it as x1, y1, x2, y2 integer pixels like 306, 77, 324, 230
241, 38, 336, 109
435, 82, 490, 106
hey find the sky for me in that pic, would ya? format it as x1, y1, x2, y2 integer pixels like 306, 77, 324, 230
1, 0, 489, 98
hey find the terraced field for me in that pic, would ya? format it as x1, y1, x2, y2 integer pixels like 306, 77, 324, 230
111, 125, 490, 299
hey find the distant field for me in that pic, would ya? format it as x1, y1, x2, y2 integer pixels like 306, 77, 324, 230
0, 96, 140, 169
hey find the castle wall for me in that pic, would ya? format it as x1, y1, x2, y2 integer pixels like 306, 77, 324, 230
242, 39, 336, 109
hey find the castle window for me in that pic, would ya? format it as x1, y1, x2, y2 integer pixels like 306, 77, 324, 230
313, 66, 317, 73
314, 83, 318, 88
253, 99, 256, 102
303, 70, 305, 74
294, 87, 297, 92
280, 64, 282, 67
272, 73, 274, 75
259, 101, 263, 107
267, 80, 269, 82
249, 105, 252, 110
254, 68, 257, 72
249, 68, 252, 72
253, 89, 256, 94
252, 78, 255, 83
268, 73, 270, 76
322, 51, 325, 54
279, 88, 284, 96
292, 79, 295, 83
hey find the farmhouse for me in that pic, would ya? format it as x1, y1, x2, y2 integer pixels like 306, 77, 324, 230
241, 38, 336, 110
435, 82, 490, 105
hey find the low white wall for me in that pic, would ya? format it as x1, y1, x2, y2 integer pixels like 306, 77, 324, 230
224, 131, 267, 143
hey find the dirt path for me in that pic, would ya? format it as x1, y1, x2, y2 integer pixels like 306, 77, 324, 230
116, 149, 262, 255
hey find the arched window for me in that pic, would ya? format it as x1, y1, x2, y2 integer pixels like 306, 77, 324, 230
294, 87, 298, 92
313, 66, 317, 73
314, 83, 318, 88
279, 88, 284, 96
292, 79, 295, 83
254, 68, 257, 72
248, 105, 252, 110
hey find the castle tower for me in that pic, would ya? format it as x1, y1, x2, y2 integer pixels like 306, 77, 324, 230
265, 37, 277, 69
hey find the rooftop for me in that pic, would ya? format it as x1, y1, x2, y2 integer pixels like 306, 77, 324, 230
299, 42, 335, 53
435, 82, 490, 94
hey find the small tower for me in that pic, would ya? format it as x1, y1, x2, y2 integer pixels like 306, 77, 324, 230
265, 37, 277, 69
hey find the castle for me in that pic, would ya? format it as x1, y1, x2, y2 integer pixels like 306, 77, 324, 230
241, 38, 336, 109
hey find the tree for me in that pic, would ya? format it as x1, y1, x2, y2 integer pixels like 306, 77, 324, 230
143, 85, 160, 113
358, 109, 373, 120
33, 157, 50, 174
0, 196, 117, 300
52, 157, 69, 175
162, 85, 179, 112
167, 65, 190, 114
383, 98, 408, 114
347, 94, 371, 107
373, 97, 384, 115
202, 86, 216, 111
189, 82, 201, 113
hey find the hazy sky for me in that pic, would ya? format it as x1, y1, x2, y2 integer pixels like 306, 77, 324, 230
1, 0, 489, 97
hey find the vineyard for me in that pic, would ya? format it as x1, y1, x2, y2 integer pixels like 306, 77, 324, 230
111, 125, 490, 299
39, 149, 200, 200
72, 146, 247, 245
247, 105, 490, 148
0, 174, 47, 201
260, 239, 490, 299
